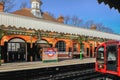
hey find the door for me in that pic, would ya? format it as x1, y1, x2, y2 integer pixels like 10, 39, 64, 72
8, 42, 26, 62
68, 47, 72, 57
87, 48, 89, 56
90, 45, 92, 57
106, 44, 118, 71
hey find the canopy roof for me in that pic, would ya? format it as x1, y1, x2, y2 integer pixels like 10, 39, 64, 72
0, 12, 120, 40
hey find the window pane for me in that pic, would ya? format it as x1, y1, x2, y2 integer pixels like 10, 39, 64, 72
56, 41, 66, 52
73, 43, 77, 52
97, 46, 104, 63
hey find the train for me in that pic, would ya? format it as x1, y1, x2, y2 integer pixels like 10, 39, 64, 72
95, 40, 120, 76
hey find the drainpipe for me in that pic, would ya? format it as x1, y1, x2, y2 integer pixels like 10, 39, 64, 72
0, 47, 1, 66
0, 50, 1, 66
0, 30, 2, 66
0, 27, 5, 65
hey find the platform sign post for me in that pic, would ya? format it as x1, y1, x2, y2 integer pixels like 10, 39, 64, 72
42, 48, 58, 62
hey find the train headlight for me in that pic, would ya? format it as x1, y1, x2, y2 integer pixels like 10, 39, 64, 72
98, 64, 104, 69
99, 65, 102, 68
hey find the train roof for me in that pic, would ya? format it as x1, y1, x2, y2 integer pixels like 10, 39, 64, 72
105, 40, 120, 44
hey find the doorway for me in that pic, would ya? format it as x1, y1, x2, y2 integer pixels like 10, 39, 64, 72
7, 38, 26, 62
90, 44, 92, 57
87, 48, 89, 56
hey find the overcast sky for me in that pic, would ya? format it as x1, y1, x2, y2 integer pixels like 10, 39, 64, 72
10, 0, 120, 34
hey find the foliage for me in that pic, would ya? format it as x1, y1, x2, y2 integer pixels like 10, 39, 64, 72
0, 29, 4, 39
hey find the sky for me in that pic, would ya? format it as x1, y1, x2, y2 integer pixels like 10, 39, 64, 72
9, 0, 120, 34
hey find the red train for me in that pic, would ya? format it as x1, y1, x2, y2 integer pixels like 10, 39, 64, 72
95, 40, 120, 76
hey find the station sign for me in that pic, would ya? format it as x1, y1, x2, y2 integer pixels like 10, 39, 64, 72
42, 48, 58, 62
44, 48, 56, 57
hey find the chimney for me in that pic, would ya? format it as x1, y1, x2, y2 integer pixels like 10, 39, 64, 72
57, 16, 64, 23
31, 0, 42, 18
0, 2, 4, 12
90, 24, 97, 30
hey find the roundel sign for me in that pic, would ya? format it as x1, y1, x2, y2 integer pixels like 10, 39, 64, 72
45, 48, 56, 57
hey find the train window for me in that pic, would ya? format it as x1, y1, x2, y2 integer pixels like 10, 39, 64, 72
107, 45, 117, 62
107, 51, 116, 61
97, 46, 104, 63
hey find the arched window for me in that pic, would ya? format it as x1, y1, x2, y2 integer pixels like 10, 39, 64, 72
8, 38, 25, 51
55, 41, 66, 52
9, 38, 25, 42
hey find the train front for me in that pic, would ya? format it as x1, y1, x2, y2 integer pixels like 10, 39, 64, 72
95, 44, 106, 74
95, 41, 120, 76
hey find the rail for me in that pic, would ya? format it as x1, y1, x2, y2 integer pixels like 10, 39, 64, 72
0, 63, 104, 80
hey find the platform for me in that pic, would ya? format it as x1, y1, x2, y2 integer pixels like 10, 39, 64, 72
0, 58, 95, 72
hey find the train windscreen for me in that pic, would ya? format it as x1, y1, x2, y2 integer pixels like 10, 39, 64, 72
106, 45, 117, 62
106, 45, 117, 71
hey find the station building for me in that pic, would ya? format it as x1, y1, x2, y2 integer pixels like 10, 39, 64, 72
0, 0, 120, 63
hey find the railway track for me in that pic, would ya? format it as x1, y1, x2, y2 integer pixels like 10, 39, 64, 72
0, 63, 102, 80
36, 69, 102, 80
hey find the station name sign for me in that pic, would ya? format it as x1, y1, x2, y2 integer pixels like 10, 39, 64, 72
44, 48, 56, 57
42, 48, 58, 62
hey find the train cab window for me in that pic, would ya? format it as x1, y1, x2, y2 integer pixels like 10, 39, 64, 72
107, 51, 116, 61
97, 46, 104, 63
107, 45, 117, 63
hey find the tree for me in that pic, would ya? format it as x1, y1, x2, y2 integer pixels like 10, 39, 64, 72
64, 15, 70, 24
0, 0, 3, 2
84, 20, 94, 28
64, 15, 82, 27
71, 16, 82, 26
0, 0, 15, 12
95, 23, 114, 33
63, 15, 114, 33
20, 1, 27, 9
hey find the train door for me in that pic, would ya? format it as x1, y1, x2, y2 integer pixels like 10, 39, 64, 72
7, 38, 26, 62
106, 44, 118, 71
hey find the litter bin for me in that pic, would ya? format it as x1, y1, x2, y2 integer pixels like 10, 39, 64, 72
80, 51, 83, 60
